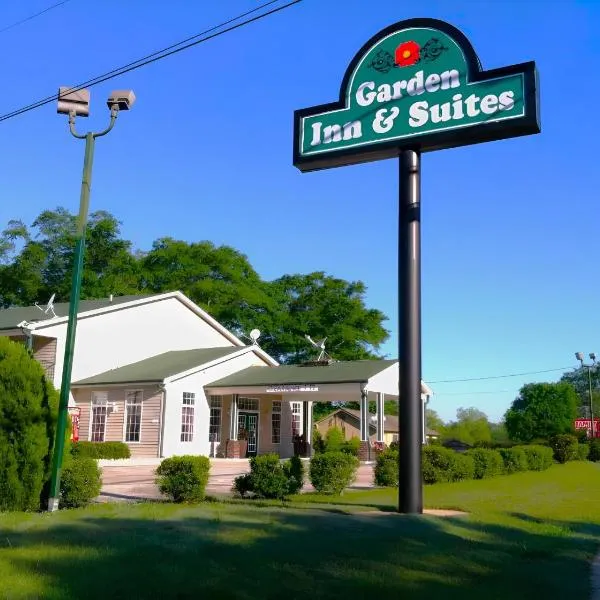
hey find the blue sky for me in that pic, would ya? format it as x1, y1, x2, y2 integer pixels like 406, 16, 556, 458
0, 0, 598, 422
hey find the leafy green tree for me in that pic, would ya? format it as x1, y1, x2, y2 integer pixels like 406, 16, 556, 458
139, 237, 276, 339
560, 366, 600, 419
441, 407, 492, 446
425, 408, 445, 432
504, 382, 579, 442
0, 337, 60, 511
265, 272, 389, 364
0, 208, 140, 307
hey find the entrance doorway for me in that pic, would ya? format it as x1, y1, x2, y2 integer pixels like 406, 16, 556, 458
238, 412, 259, 457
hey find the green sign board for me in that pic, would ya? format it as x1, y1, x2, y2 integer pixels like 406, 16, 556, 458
293, 18, 540, 172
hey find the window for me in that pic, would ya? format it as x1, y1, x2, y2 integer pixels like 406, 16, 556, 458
291, 402, 302, 437
91, 392, 108, 442
209, 395, 222, 443
238, 397, 259, 411
181, 392, 195, 442
271, 401, 281, 444
124, 390, 143, 443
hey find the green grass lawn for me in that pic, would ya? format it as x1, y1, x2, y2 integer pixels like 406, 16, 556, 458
1, 462, 599, 599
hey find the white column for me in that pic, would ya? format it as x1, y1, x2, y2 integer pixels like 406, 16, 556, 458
230, 394, 238, 440
359, 388, 369, 441
306, 401, 313, 445
376, 392, 385, 443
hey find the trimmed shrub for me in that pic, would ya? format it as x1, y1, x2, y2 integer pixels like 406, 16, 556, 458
312, 428, 327, 454
589, 439, 600, 462
71, 441, 131, 460
422, 446, 463, 484
499, 447, 529, 474
549, 434, 579, 464
324, 427, 345, 453
0, 337, 61, 512
374, 447, 398, 487
577, 442, 590, 461
60, 457, 102, 508
516, 445, 554, 471
466, 448, 504, 479
156, 455, 210, 503
342, 436, 361, 456
232, 454, 304, 499
282, 455, 305, 495
452, 453, 475, 481
309, 452, 359, 495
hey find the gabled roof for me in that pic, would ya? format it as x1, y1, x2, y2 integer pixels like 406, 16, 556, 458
208, 360, 398, 387
0, 294, 150, 330
72, 347, 244, 386
315, 408, 440, 437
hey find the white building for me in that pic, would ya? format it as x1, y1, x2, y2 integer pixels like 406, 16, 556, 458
0, 292, 432, 459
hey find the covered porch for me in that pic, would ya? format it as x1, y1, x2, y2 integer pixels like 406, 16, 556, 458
206, 359, 432, 461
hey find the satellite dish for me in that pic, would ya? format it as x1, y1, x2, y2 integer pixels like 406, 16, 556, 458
249, 329, 261, 343
45, 294, 57, 318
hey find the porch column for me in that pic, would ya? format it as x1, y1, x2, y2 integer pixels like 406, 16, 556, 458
303, 400, 313, 457
359, 388, 369, 441
230, 394, 239, 440
358, 388, 370, 461
376, 392, 385, 443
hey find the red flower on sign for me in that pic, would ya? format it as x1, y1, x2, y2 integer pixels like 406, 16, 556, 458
395, 41, 420, 67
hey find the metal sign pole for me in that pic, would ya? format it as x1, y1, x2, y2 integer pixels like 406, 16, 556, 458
398, 149, 423, 515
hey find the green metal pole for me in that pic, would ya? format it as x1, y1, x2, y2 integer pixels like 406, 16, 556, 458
47, 132, 95, 512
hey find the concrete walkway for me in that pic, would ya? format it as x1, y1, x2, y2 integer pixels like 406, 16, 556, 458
99, 459, 376, 502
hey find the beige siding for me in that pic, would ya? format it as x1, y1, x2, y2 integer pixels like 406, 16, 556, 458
33, 336, 57, 381
73, 385, 162, 458
316, 413, 361, 441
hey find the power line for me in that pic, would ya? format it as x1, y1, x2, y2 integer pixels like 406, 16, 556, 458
433, 389, 517, 396
0, 0, 71, 35
428, 366, 573, 384
0, 0, 302, 124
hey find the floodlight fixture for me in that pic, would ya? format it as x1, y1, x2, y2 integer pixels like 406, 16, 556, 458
57, 87, 90, 117
107, 90, 136, 111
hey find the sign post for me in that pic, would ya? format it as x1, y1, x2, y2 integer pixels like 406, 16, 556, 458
293, 18, 540, 514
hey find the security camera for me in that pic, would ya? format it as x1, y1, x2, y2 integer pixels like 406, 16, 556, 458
107, 90, 136, 111
57, 87, 90, 117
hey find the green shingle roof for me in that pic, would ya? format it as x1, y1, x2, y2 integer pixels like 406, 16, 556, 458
207, 360, 397, 387
73, 347, 243, 386
0, 295, 152, 331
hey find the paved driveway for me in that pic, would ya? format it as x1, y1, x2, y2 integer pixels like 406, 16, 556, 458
99, 459, 375, 502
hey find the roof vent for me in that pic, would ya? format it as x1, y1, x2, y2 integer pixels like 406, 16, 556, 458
299, 359, 334, 367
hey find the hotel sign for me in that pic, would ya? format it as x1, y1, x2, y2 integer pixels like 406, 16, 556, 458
265, 385, 319, 393
293, 18, 539, 172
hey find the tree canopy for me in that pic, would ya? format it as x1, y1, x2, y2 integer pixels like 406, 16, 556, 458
439, 406, 492, 446
0, 208, 389, 364
504, 382, 579, 442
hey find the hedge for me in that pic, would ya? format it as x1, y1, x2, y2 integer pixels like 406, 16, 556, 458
60, 457, 102, 508
422, 446, 475, 484
233, 454, 304, 500
309, 452, 359, 495
577, 443, 590, 461
549, 434, 579, 464
499, 447, 528, 474
515, 444, 554, 471
466, 448, 504, 479
374, 448, 398, 487
589, 439, 600, 462
71, 441, 131, 460
155, 455, 210, 503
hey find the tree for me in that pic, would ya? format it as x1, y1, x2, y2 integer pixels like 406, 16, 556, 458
504, 382, 579, 442
560, 366, 600, 419
425, 408, 445, 432
441, 407, 492, 446
0, 208, 140, 307
139, 237, 276, 338
0, 337, 59, 511
265, 272, 389, 364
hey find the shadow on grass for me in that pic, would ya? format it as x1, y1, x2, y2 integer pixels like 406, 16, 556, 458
0, 503, 598, 600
